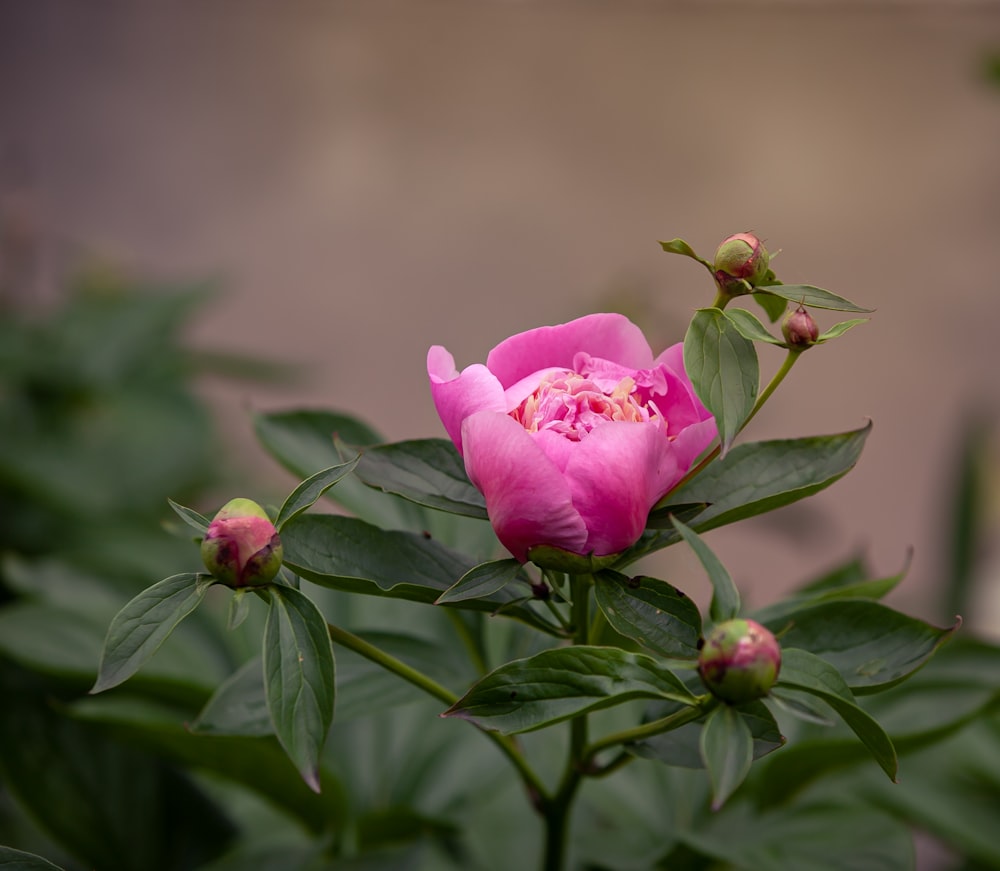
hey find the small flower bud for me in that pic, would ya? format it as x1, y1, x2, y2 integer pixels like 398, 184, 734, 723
200, 498, 283, 587
782, 305, 820, 348
713, 232, 770, 294
698, 618, 781, 704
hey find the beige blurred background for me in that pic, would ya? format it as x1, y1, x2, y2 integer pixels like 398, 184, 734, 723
2, 1, 999, 626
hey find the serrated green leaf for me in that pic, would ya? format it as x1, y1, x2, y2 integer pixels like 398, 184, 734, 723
166, 498, 210, 534
658, 237, 714, 271
593, 570, 702, 658
700, 704, 754, 809
263, 585, 336, 793
435, 558, 523, 604
651, 424, 871, 533
763, 599, 957, 694
817, 317, 868, 342
354, 438, 488, 519
280, 514, 558, 633
90, 573, 215, 694
683, 309, 758, 456
670, 517, 740, 623
725, 307, 784, 345
275, 455, 360, 530
443, 646, 696, 734
753, 284, 872, 313
0, 846, 67, 871
777, 647, 897, 780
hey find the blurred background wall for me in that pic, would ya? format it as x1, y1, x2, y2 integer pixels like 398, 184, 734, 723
2, 0, 999, 625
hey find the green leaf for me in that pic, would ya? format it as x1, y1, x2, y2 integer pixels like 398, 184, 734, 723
65, 692, 345, 835
651, 424, 871, 533
263, 585, 336, 793
753, 284, 873, 313
631, 698, 783, 768
754, 289, 788, 322
777, 647, 897, 780
658, 237, 714, 271
167, 498, 210, 534
683, 308, 759, 455
90, 573, 216, 694
443, 646, 696, 734
227, 588, 253, 630
725, 307, 784, 345
280, 514, 557, 633
191, 657, 273, 737
816, 317, 868, 342
762, 599, 958, 693
275, 455, 361, 530
679, 801, 914, 871
253, 409, 425, 530
0, 671, 237, 871
0, 846, 67, 871
354, 438, 488, 519
593, 570, 702, 659
700, 704, 754, 809
436, 558, 523, 604
670, 517, 740, 623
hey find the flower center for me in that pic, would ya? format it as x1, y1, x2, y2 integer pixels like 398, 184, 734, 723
511, 372, 662, 441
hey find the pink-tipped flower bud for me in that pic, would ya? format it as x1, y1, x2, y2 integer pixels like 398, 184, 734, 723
698, 618, 781, 704
200, 498, 283, 587
782, 305, 820, 348
713, 232, 770, 295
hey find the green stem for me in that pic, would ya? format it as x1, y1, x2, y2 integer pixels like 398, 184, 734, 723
711, 288, 731, 310
325, 621, 548, 803
740, 348, 800, 433
668, 348, 802, 493
538, 574, 593, 871
583, 694, 715, 768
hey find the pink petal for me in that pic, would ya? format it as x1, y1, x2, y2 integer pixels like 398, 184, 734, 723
427, 346, 506, 454
486, 313, 655, 390
560, 422, 669, 556
461, 411, 588, 561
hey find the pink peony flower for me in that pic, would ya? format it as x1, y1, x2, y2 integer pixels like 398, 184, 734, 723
427, 313, 716, 563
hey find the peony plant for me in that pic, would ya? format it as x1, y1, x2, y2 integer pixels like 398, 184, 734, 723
86, 232, 962, 871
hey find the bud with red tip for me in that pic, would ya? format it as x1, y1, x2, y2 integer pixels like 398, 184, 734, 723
713, 232, 770, 295
200, 498, 283, 587
782, 305, 820, 349
698, 618, 781, 704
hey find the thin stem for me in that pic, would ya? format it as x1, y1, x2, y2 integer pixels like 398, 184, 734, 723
668, 348, 802, 494
538, 574, 593, 871
711, 288, 730, 310
583, 694, 715, 767
325, 621, 549, 803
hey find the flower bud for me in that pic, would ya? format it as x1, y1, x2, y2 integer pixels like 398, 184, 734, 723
698, 618, 781, 704
713, 232, 770, 294
200, 498, 283, 587
782, 305, 820, 348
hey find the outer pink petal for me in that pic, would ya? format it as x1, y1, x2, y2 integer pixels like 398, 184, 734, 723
486, 313, 655, 389
561, 422, 667, 556
656, 343, 712, 435
427, 346, 506, 455
462, 411, 588, 562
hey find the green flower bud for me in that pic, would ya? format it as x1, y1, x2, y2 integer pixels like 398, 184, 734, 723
200, 498, 283, 587
698, 618, 781, 704
713, 232, 770, 295
782, 305, 819, 348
